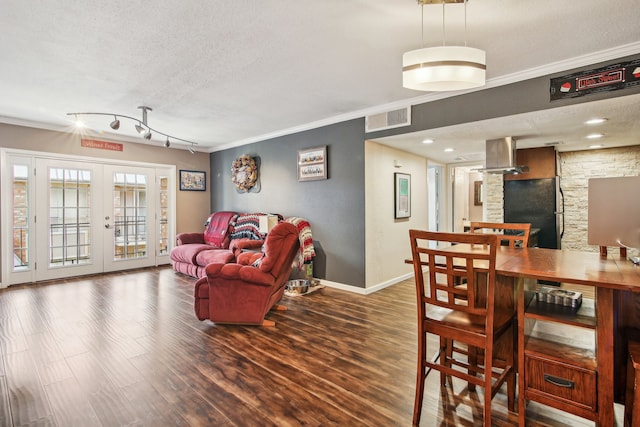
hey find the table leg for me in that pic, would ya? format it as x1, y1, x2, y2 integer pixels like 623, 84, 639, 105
597, 286, 615, 426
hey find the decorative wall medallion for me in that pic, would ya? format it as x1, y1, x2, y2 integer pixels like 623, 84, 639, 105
231, 154, 260, 193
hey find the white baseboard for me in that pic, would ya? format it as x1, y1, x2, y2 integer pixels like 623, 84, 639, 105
317, 271, 415, 295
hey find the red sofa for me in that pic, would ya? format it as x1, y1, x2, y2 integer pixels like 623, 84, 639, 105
194, 221, 300, 326
169, 211, 265, 278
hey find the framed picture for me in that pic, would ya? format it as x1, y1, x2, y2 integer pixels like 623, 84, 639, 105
179, 170, 206, 191
298, 145, 327, 181
474, 180, 483, 206
394, 173, 411, 219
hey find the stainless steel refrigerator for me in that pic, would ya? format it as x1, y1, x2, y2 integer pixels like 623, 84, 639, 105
503, 177, 564, 249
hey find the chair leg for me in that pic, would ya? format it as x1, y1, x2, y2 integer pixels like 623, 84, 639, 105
413, 332, 427, 426
483, 356, 493, 427
440, 337, 451, 387
506, 328, 516, 413
468, 345, 478, 392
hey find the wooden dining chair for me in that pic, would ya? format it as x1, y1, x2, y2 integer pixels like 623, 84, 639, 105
469, 221, 531, 248
409, 230, 516, 426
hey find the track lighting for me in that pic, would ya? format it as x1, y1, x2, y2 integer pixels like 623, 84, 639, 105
67, 105, 198, 149
135, 122, 145, 134
110, 116, 120, 130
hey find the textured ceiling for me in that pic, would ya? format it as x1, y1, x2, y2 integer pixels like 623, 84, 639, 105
1, 0, 639, 157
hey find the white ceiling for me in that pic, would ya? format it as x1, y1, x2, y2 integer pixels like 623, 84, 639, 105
1, 0, 640, 159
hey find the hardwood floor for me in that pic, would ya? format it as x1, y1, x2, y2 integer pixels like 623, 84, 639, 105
0, 267, 613, 426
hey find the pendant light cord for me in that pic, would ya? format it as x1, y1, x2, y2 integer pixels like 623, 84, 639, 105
464, 0, 468, 47
421, 4, 425, 48
441, 1, 446, 46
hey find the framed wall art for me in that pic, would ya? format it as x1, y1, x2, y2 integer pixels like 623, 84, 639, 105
298, 145, 327, 181
474, 180, 483, 206
179, 169, 206, 191
394, 172, 411, 219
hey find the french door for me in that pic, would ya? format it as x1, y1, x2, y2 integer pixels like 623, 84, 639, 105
1, 150, 174, 286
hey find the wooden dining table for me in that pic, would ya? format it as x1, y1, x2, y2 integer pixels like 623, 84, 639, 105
408, 244, 640, 425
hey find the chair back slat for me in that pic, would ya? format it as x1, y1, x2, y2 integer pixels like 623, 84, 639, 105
410, 230, 498, 318
469, 221, 531, 248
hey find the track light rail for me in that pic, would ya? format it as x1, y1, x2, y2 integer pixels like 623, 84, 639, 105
66, 107, 199, 147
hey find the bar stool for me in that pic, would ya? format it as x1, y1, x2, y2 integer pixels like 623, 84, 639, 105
625, 341, 640, 427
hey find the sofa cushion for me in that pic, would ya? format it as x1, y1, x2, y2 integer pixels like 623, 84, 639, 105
195, 249, 235, 266
203, 211, 237, 248
170, 243, 216, 264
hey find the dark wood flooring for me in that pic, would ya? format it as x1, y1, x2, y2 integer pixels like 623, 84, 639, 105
0, 267, 612, 426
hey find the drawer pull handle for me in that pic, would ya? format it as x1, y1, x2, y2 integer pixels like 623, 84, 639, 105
543, 374, 574, 389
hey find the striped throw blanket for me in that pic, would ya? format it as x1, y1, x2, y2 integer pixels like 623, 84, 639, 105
285, 217, 316, 266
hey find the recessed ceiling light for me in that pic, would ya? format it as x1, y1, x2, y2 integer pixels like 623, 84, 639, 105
589, 144, 604, 149
586, 133, 604, 139
585, 118, 608, 125
444, 148, 455, 152
422, 138, 434, 144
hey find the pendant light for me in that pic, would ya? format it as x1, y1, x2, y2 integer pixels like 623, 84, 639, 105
403, 0, 486, 91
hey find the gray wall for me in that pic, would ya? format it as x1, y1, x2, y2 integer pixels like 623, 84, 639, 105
210, 118, 366, 287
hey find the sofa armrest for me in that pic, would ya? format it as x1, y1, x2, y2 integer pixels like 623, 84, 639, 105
176, 232, 205, 245
230, 238, 265, 255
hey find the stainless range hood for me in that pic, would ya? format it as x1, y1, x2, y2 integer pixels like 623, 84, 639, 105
479, 137, 529, 174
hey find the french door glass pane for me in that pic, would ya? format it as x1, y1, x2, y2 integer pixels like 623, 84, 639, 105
113, 173, 147, 260
48, 167, 92, 267
12, 164, 29, 271
158, 176, 169, 255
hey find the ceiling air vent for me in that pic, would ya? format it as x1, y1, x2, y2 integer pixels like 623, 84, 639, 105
365, 107, 411, 132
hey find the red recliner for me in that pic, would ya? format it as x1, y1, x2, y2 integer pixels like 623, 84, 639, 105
194, 221, 300, 326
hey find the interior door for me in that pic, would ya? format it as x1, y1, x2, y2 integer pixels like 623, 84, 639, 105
35, 158, 104, 281
102, 165, 157, 272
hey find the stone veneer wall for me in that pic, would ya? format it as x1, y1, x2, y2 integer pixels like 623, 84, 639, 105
482, 145, 640, 253
559, 145, 640, 253
484, 173, 504, 223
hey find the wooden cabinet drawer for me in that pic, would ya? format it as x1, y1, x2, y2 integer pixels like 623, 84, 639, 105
525, 354, 596, 411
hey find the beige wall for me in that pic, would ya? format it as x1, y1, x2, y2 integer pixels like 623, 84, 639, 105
364, 140, 428, 290
0, 123, 211, 281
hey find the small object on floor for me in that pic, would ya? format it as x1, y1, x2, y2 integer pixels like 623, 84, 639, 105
285, 279, 323, 297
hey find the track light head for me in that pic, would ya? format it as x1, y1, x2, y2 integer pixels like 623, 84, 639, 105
144, 130, 152, 140
188, 144, 195, 154
110, 116, 120, 130
135, 122, 145, 134
164, 138, 170, 148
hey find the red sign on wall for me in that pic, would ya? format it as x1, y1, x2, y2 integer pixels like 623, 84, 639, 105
550, 57, 640, 100
81, 139, 123, 152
